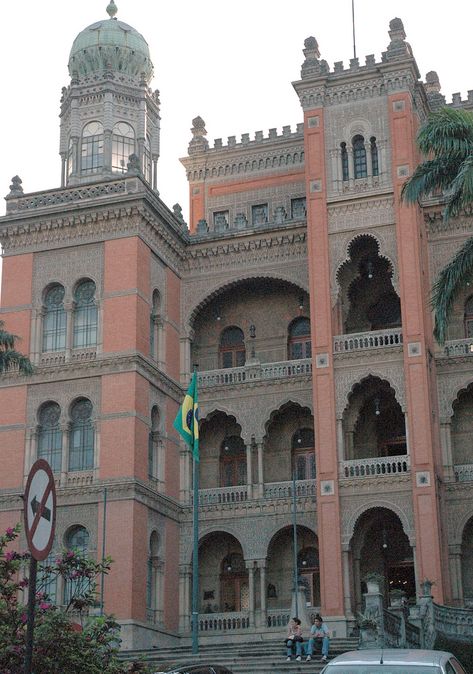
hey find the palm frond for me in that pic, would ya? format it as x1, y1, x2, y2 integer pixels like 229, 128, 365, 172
417, 107, 473, 159
0, 349, 34, 375
432, 236, 473, 344
444, 155, 473, 219
0, 320, 16, 349
401, 156, 462, 205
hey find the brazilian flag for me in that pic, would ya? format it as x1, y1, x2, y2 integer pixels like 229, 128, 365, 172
173, 371, 199, 462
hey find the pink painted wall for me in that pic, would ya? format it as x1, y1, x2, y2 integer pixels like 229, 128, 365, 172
303, 108, 344, 617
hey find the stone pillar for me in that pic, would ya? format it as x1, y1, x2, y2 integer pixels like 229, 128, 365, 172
342, 549, 353, 617
354, 554, 362, 614
346, 431, 354, 460
103, 129, 113, 176
257, 441, 264, 497
448, 544, 463, 605
336, 419, 344, 462
152, 157, 158, 190
64, 302, 74, 362
247, 562, 256, 626
33, 310, 43, 365
93, 422, 100, 483
347, 146, 354, 184
70, 135, 79, 178
157, 438, 165, 491
179, 564, 192, 632
257, 560, 267, 627
440, 419, 454, 481
180, 336, 192, 384
60, 423, 69, 487
246, 444, 253, 499
365, 142, 373, 184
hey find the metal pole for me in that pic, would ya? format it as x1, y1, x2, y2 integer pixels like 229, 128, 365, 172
191, 456, 199, 654
292, 472, 299, 619
24, 555, 37, 674
100, 487, 108, 615
352, 0, 357, 59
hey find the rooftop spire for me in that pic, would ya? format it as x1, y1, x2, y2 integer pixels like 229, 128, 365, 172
106, 0, 118, 19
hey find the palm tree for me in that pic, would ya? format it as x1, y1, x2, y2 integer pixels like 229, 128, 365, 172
0, 320, 33, 375
402, 107, 473, 344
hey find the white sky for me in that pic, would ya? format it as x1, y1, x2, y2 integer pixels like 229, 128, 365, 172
0, 0, 472, 226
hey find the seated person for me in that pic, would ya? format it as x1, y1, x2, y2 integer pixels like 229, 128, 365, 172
285, 617, 303, 661
306, 614, 330, 662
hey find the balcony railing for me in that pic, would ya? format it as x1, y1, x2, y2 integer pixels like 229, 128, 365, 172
443, 338, 473, 357
198, 479, 316, 506
198, 612, 250, 632
197, 358, 312, 388
341, 454, 410, 478
454, 464, 473, 482
333, 328, 403, 353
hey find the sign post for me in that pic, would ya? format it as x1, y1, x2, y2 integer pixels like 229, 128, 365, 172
23, 459, 56, 674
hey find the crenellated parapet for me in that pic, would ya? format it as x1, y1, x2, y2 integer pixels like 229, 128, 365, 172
181, 122, 305, 182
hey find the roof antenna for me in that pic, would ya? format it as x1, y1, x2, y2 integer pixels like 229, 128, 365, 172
352, 0, 357, 59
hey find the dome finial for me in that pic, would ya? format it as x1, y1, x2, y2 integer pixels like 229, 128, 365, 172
106, 0, 118, 18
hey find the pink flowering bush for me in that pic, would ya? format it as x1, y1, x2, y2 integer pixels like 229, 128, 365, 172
0, 524, 150, 674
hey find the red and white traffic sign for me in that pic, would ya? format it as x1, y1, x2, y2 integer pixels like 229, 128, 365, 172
24, 459, 56, 561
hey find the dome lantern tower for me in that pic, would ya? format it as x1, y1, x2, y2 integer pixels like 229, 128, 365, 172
59, 2, 160, 188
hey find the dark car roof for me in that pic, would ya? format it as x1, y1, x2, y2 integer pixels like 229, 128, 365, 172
161, 666, 234, 674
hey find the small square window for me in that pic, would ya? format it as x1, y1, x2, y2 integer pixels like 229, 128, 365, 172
291, 198, 306, 219
251, 204, 268, 226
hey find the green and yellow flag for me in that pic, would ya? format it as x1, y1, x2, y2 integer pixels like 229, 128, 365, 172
173, 371, 199, 462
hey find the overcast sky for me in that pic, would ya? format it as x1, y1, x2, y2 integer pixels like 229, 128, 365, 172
0, 0, 472, 226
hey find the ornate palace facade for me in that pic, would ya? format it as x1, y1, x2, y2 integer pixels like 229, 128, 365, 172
1, 3, 473, 650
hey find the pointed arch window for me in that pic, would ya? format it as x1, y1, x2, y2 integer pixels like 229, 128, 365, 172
292, 428, 316, 480
69, 399, 94, 471
37, 402, 62, 472
464, 296, 473, 337
288, 317, 311, 360
220, 436, 247, 487
112, 122, 135, 174
64, 526, 90, 605
370, 136, 379, 176
353, 135, 367, 179
43, 284, 66, 352
81, 121, 104, 174
341, 142, 349, 181
219, 326, 245, 369
73, 280, 97, 348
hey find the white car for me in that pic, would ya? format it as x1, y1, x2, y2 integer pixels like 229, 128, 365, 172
321, 649, 467, 674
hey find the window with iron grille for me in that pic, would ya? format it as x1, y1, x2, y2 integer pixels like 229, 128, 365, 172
43, 285, 66, 352
69, 399, 94, 471
80, 121, 104, 174
37, 402, 62, 472
73, 280, 97, 348
353, 135, 367, 179
112, 122, 135, 174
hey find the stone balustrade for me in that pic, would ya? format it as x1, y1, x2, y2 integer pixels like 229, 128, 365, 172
443, 338, 473, 357
263, 479, 316, 499
197, 358, 312, 388
454, 464, 473, 482
341, 454, 410, 478
198, 612, 250, 632
198, 479, 317, 506
433, 603, 473, 641
199, 485, 248, 506
333, 328, 403, 353
266, 610, 291, 628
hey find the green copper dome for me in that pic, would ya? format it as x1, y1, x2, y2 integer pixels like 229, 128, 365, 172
68, 2, 153, 82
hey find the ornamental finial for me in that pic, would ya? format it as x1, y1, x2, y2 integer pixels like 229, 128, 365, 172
106, 0, 118, 18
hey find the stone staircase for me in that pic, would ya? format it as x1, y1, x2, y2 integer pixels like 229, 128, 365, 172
122, 637, 359, 674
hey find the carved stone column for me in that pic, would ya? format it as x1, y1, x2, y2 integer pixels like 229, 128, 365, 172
365, 142, 373, 185
64, 302, 74, 362
342, 549, 354, 617
257, 441, 264, 497
347, 146, 355, 185
60, 423, 70, 488
246, 444, 253, 499
246, 562, 256, 626
257, 560, 267, 627
179, 564, 192, 632
354, 554, 362, 614
448, 544, 464, 605
336, 419, 344, 462
440, 419, 454, 481
180, 336, 192, 384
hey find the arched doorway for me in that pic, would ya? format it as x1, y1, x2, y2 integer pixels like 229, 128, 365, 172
264, 403, 314, 483
451, 384, 473, 467
461, 516, 473, 607
343, 376, 406, 461
198, 532, 248, 613
199, 412, 243, 490
351, 507, 415, 612
266, 526, 319, 610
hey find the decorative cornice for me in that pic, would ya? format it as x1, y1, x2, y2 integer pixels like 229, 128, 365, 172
0, 352, 184, 402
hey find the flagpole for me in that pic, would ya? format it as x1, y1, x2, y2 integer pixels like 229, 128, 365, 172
192, 454, 199, 654
292, 471, 299, 619
352, 0, 357, 59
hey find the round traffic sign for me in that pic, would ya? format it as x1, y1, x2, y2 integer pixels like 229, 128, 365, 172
24, 459, 56, 561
